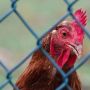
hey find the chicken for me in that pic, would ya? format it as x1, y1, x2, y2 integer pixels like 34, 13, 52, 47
15, 9, 87, 90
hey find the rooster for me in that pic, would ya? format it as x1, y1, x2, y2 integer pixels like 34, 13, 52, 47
15, 9, 87, 90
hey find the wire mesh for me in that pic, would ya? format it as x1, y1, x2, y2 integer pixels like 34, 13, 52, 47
0, 0, 90, 90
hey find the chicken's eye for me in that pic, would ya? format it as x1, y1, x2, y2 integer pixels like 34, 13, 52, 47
62, 32, 67, 36
62, 31, 67, 38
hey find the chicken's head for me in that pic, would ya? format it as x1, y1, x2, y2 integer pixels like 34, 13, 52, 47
50, 9, 87, 68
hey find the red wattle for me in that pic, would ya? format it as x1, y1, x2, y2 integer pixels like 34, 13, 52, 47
57, 48, 71, 68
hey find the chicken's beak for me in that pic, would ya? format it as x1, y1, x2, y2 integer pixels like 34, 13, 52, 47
67, 44, 83, 58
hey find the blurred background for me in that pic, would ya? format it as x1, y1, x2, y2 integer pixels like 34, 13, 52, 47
0, 0, 90, 90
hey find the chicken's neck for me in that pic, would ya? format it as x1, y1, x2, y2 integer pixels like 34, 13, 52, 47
32, 50, 81, 90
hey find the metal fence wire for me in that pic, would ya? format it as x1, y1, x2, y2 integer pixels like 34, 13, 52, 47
0, 0, 90, 90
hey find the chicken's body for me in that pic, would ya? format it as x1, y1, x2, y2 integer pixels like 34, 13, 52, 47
16, 50, 81, 90
16, 9, 87, 90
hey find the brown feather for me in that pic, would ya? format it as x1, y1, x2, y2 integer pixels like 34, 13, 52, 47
16, 33, 81, 90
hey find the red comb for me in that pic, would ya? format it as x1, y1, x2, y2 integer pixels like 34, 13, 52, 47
74, 9, 87, 26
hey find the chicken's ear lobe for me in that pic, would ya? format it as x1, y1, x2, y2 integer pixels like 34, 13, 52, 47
73, 9, 87, 26
42, 33, 52, 52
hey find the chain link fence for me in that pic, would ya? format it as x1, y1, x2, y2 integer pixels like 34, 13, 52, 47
0, 0, 90, 90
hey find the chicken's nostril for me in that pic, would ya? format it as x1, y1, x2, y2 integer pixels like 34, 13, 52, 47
75, 41, 80, 46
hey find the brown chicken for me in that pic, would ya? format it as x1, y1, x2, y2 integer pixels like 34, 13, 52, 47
15, 9, 87, 90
